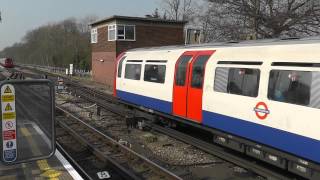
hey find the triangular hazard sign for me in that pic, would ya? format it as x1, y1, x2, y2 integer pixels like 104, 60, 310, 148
5, 103, 12, 111
4, 86, 12, 94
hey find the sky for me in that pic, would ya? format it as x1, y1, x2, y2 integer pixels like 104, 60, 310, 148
0, 0, 160, 51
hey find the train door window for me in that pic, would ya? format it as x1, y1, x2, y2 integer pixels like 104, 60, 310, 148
117, 56, 126, 78
144, 65, 166, 83
125, 64, 141, 80
268, 70, 312, 106
191, 55, 210, 88
214, 67, 260, 97
175, 55, 193, 86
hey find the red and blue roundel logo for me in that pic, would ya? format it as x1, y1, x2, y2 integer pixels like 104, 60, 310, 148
254, 102, 270, 120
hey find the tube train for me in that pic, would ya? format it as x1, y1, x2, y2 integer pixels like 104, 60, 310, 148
114, 37, 320, 179
0, 57, 14, 68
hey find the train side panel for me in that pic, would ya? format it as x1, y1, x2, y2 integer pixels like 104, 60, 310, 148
0, 58, 14, 68
116, 50, 183, 113
202, 44, 320, 163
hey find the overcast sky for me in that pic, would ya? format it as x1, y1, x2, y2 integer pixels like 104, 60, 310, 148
0, 0, 160, 50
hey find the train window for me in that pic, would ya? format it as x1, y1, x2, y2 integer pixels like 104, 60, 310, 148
144, 65, 166, 83
117, 56, 126, 78
214, 67, 260, 97
191, 55, 210, 88
125, 64, 141, 80
268, 70, 314, 106
175, 55, 193, 86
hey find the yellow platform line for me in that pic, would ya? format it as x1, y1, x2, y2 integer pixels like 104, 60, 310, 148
20, 127, 61, 180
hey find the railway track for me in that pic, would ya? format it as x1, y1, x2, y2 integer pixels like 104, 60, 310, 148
56, 106, 182, 180
64, 79, 306, 180
16, 66, 308, 179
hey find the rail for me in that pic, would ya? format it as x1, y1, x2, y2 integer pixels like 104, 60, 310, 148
56, 106, 182, 180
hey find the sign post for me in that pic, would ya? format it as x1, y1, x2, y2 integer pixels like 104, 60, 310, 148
69, 64, 73, 76
1, 84, 17, 162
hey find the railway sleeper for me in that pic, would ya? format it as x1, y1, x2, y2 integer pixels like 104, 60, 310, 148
126, 106, 319, 179
63, 88, 320, 180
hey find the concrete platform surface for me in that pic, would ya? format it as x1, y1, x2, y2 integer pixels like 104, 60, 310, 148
0, 150, 83, 180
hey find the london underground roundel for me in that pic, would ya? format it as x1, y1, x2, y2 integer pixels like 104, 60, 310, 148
254, 102, 270, 120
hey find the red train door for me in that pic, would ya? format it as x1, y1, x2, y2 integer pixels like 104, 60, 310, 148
172, 51, 196, 117
173, 50, 214, 123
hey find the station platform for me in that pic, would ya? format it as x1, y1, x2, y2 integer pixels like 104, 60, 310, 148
0, 104, 83, 179
0, 150, 83, 180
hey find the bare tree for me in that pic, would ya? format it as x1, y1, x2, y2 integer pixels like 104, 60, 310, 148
146, 8, 161, 19
205, 0, 320, 40
77, 15, 98, 34
1, 16, 95, 69
161, 0, 196, 21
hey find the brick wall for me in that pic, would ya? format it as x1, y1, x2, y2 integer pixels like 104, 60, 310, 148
116, 25, 184, 56
91, 21, 185, 87
92, 52, 116, 87
92, 26, 116, 52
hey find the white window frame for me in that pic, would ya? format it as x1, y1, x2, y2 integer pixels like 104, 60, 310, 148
108, 25, 116, 41
91, 28, 98, 43
108, 24, 136, 41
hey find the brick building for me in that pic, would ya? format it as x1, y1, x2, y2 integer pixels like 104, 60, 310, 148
90, 15, 186, 86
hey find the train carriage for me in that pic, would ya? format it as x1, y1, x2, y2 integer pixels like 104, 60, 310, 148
114, 37, 320, 179
0, 57, 14, 68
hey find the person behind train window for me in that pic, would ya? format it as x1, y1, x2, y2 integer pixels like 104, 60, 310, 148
286, 72, 310, 105
192, 67, 202, 87
134, 66, 140, 80
150, 65, 159, 82
274, 89, 285, 101
227, 81, 242, 94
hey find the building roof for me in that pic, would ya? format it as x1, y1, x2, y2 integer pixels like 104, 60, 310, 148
90, 15, 188, 26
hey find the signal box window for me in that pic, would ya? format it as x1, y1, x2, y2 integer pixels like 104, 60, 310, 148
125, 64, 141, 80
144, 65, 166, 83
214, 67, 260, 97
117, 25, 125, 40
268, 70, 313, 106
117, 56, 127, 78
125, 26, 135, 40
108, 25, 116, 41
191, 55, 210, 88
108, 24, 135, 41
175, 55, 193, 86
91, 28, 97, 43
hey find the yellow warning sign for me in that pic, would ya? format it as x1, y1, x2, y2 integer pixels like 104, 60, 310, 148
4, 104, 12, 111
4, 86, 12, 94
1, 95, 14, 102
3, 112, 16, 120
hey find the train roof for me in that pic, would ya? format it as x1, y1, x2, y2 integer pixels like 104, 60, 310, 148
127, 36, 320, 52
